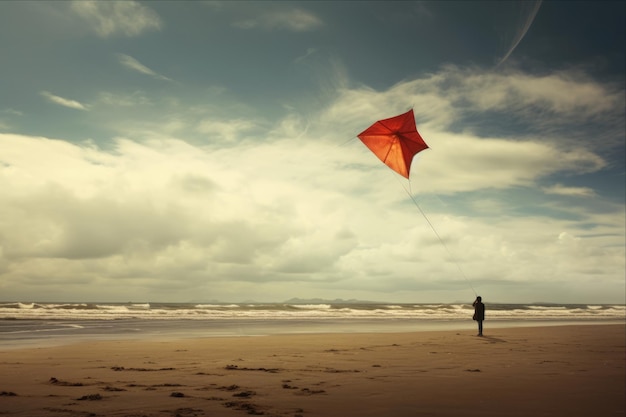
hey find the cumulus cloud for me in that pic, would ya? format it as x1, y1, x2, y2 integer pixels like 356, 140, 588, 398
70, 0, 162, 38
411, 133, 606, 194
40, 91, 88, 110
234, 9, 323, 31
462, 68, 620, 116
319, 65, 625, 154
1, 116, 623, 302
1, 63, 624, 303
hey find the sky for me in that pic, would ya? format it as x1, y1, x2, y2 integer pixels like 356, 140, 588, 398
0, 1, 624, 304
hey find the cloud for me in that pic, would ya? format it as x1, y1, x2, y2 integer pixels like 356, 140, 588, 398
416, 66, 622, 131
97, 91, 153, 107
233, 9, 323, 31
319, 65, 625, 154
0, 109, 21, 131
412, 133, 606, 194
70, 0, 162, 38
1, 112, 623, 303
542, 184, 597, 197
195, 118, 259, 143
1, 63, 623, 303
117, 54, 172, 81
40, 91, 88, 111
497, 0, 543, 66
294, 47, 318, 64
465, 68, 620, 116
1, 108, 23, 117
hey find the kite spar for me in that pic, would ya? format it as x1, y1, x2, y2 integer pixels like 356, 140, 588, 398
357, 109, 477, 295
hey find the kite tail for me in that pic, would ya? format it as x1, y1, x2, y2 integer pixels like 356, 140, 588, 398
400, 180, 477, 297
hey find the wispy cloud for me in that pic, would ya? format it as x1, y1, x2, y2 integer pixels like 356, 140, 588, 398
40, 91, 88, 111
294, 47, 318, 64
0, 109, 21, 131
497, 0, 543, 66
196, 118, 258, 143
97, 91, 152, 107
234, 9, 323, 31
117, 54, 172, 82
1, 108, 23, 117
542, 184, 597, 197
70, 0, 162, 38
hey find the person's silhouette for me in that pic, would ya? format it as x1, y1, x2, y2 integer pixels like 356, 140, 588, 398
472, 296, 485, 336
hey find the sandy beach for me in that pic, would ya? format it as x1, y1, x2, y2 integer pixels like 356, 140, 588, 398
1, 324, 623, 417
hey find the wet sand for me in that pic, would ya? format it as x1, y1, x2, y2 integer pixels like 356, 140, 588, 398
0, 324, 624, 417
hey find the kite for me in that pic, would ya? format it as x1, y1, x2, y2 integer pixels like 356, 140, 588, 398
356, 109, 476, 296
357, 109, 428, 179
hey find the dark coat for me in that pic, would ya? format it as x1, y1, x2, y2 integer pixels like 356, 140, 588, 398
473, 301, 485, 321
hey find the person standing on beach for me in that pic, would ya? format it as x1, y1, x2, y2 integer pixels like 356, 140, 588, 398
472, 296, 485, 336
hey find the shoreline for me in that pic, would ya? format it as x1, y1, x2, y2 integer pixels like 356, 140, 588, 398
2, 317, 624, 351
1, 324, 624, 416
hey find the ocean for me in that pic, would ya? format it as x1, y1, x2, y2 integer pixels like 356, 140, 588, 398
1, 302, 624, 349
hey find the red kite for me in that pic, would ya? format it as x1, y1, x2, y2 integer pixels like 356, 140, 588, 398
357, 109, 428, 179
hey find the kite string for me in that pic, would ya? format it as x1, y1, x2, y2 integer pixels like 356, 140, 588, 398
398, 178, 477, 296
